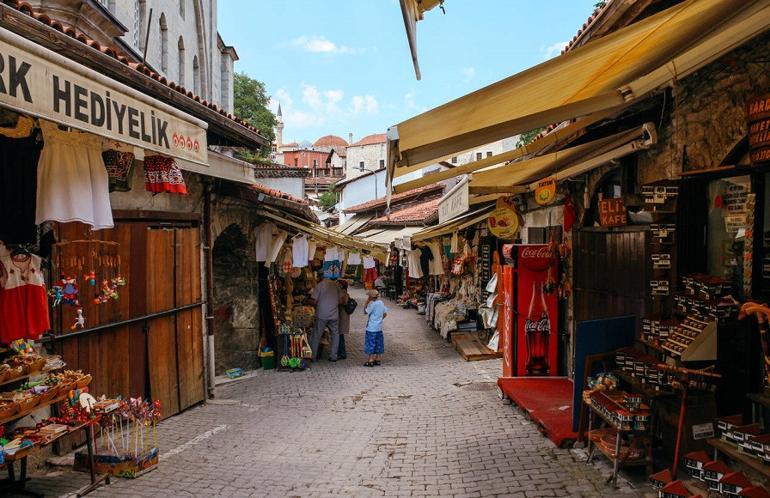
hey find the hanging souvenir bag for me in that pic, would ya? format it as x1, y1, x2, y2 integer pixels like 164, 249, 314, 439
344, 297, 358, 315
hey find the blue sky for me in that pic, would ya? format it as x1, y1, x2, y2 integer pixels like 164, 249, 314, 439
219, 1, 600, 144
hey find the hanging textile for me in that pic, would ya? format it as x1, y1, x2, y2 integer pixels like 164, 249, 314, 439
347, 252, 362, 265
428, 240, 444, 276
267, 229, 287, 264
35, 120, 113, 230
0, 251, 50, 343
406, 249, 423, 279
363, 255, 377, 286
102, 149, 135, 192
307, 239, 317, 263
144, 155, 188, 195
255, 222, 276, 262
450, 231, 460, 254
292, 234, 309, 268
323, 246, 341, 279
0, 132, 42, 244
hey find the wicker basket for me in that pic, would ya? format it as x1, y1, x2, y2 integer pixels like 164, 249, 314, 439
58, 381, 76, 394
0, 401, 18, 419
29, 357, 46, 373
15, 396, 39, 413
76, 374, 92, 389
35, 387, 58, 405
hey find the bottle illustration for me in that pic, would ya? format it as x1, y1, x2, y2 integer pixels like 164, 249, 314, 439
525, 280, 550, 375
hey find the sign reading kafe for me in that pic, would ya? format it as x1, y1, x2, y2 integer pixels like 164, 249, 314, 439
439, 176, 469, 224
0, 36, 207, 165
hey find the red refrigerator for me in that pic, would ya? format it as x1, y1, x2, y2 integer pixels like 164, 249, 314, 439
501, 244, 559, 378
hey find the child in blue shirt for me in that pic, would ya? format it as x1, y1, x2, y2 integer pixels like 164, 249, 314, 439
364, 289, 388, 367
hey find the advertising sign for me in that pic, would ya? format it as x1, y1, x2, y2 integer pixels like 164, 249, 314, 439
514, 245, 559, 377
438, 176, 469, 223
488, 197, 521, 240
534, 176, 557, 206
747, 93, 770, 165
599, 198, 627, 227
0, 32, 208, 165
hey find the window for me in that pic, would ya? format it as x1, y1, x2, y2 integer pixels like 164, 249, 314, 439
192, 56, 200, 95
379, 159, 385, 169
487, 151, 493, 158
220, 56, 229, 110
177, 37, 185, 87
136, 0, 147, 51
312, 159, 317, 167
179, 0, 185, 18
451, 156, 457, 164
476, 152, 483, 161
294, 158, 298, 167
159, 14, 168, 74
359, 161, 365, 171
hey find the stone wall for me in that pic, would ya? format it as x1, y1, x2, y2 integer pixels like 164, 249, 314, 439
637, 31, 770, 183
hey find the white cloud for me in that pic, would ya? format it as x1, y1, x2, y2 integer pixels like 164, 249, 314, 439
302, 84, 323, 110
541, 41, 567, 60
289, 35, 359, 55
461, 66, 476, 82
352, 95, 379, 115
404, 91, 417, 110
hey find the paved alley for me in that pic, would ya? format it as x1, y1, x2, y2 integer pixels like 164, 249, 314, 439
27, 288, 646, 498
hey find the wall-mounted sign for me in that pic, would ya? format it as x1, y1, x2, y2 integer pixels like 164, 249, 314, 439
598, 198, 627, 227
747, 93, 770, 165
488, 197, 521, 240
438, 175, 469, 224
534, 176, 557, 206
0, 31, 208, 165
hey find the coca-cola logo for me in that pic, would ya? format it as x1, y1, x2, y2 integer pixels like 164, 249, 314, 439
521, 246, 553, 259
525, 318, 551, 333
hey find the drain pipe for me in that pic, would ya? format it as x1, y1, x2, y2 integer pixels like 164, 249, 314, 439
203, 179, 217, 397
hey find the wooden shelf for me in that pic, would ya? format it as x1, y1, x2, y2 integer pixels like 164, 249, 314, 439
707, 438, 770, 480
590, 435, 649, 467
585, 398, 650, 433
613, 369, 676, 399
0, 392, 70, 427
3, 422, 88, 463
747, 392, 770, 410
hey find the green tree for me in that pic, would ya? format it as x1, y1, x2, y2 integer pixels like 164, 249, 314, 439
317, 191, 338, 210
516, 127, 545, 148
233, 72, 276, 151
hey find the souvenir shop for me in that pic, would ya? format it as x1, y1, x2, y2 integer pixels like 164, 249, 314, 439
251, 207, 386, 371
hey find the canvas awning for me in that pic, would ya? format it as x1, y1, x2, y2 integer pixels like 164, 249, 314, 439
359, 226, 424, 245
468, 123, 656, 193
387, 0, 770, 185
412, 205, 495, 242
255, 208, 388, 260
333, 214, 374, 236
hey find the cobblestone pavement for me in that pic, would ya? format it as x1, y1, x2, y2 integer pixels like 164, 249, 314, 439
25, 288, 650, 497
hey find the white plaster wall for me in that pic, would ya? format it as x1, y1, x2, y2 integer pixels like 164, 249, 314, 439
338, 170, 387, 223
257, 178, 305, 200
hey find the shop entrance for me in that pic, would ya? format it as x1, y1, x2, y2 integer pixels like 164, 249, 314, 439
212, 224, 259, 376
573, 228, 649, 324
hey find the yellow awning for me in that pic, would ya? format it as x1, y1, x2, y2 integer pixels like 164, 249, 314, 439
388, 0, 770, 178
256, 208, 388, 260
468, 124, 654, 192
412, 205, 494, 242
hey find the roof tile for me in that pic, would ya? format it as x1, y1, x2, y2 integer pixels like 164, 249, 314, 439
371, 198, 439, 225
344, 183, 444, 213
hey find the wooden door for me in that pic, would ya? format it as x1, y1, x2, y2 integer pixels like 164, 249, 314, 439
573, 229, 649, 324
175, 228, 205, 410
146, 228, 180, 418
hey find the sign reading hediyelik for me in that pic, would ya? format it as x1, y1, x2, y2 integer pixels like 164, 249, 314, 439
0, 32, 208, 165
439, 176, 469, 224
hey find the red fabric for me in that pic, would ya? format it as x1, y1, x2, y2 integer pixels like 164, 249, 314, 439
363, 267, 378, 283
563, 196, 576, 233
144, 155, 188, 195
0, 255, 50, 343
497, 377, 577, 447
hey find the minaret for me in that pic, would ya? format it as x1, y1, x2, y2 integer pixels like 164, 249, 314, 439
275, 102, 284, 149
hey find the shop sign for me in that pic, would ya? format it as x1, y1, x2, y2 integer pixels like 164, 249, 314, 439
0, 34, 207, 165
691, 422, 715, 441
487, 197, 521, 240
438, 176, 469, 224
598, 198, 627, 227
747, 93, 770, 165
533, 176, 557, 206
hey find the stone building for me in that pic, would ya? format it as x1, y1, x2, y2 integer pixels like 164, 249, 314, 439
345, 133, 388, 180
81, 0, 237, 113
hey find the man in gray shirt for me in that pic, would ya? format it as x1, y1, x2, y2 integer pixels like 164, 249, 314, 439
309, 272, 341, 361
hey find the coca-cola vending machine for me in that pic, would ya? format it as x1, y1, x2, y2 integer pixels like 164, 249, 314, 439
501, 244, 559, 377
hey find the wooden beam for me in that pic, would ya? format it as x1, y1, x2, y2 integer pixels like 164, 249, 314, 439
469, 186, 527, 195
0, 5, 266, 148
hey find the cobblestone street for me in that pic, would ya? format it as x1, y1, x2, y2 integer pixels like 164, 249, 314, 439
26, 288, 647, 497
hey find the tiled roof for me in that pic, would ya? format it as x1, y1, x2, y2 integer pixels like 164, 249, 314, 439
703, 460, 731, 474
252, 184, 305, 204
351, 133, 387, 146
684, 450, 710, 463
649, 469, 673, 484
306, 177, 340, 186
6, 0, 259, 135
371, 198, 439, 226
721, 472, 752, 488
314, 135, 349, 148
741, 486, 770, 498
661, 481, 691, 497
344, 183, 444, 213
